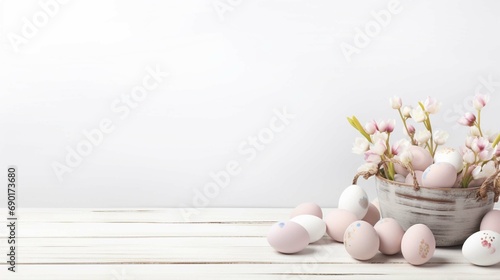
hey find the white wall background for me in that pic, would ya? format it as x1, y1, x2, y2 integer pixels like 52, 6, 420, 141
1, 0, 500, 208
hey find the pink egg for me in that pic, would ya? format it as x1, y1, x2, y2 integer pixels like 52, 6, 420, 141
374, 218, 405, 255
371, 198, 380, 212
267, 221, 309, 254
405, 171, 423, 186
290, 202, 323, 219
394, 164, 409, 177
401, 224, 436, 265
325, 209, 358, 242
408, 146, 433, 171
362, 203, 381, 226
422, 162, 457, 188
394, 174, 407, 183
344, 221, 380, 260
480, 210, 500, 234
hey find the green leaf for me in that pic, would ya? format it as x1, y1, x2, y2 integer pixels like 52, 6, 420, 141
347, 116, 357, 129
347, 116, 372, 143
493, 134, 500, 148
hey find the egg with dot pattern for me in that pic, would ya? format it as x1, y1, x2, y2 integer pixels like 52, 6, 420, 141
462, 230, 500, 266
401, 224, 435, 265
267, 221, 309, 254
344, 221, 379, 260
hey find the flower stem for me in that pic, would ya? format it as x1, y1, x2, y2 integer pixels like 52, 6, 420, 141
418, 102, 434, 156
398, 109, 416, 145
461, 163, 471, 188
493, 134, 500, 147
477, 110, 484, 137
426, 117, 435, 157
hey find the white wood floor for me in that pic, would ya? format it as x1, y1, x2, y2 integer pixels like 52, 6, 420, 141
1, 208, 499, 279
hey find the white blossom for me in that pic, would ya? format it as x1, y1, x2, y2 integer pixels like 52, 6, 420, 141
352, 137, 370, 155
410, 107, 426, 123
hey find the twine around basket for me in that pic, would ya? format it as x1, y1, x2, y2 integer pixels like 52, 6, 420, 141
352, 157, 500, 202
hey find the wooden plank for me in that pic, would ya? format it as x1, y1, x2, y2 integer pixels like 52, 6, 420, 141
0, 237, 470, 264
1, 264, 499, 280
10, 208, 295, 223
1, 208, 498, 279
1, 222, 270, 238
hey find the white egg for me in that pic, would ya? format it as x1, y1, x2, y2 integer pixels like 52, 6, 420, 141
462, 230, 500, 266
434, 147, 464, 172
290, 214, 326, 243
338, 185, 369, 219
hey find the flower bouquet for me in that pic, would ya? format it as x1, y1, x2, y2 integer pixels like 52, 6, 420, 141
348, 94, 500, 246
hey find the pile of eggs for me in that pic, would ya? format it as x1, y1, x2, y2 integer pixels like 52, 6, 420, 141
395, 146, 463, 188
267, 185, 437, 266
267, 185, 500, 267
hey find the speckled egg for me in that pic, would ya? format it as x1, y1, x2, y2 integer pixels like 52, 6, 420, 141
290, 215, 326, 243
362, 203, 381, 226
401, 224, 436, 265
374, 218, 405, 255
290, 202, 323, 219
267, 221, 309, 254
325, 209, 358, 243
434, 147, 464, 172
462, 230, 500, 266
344, 221, 380, 261
338, 185, 369, 219
480, 210, 500, 234
422, 162, 457, 188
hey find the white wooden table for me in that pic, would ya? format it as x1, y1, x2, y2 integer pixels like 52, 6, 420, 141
0, 208, 498, 279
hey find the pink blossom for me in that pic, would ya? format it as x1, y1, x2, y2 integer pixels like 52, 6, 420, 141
465, 136, 475, 148
471, 137, 495, 161
408, 124, 415, 134
364, 151, 381, 163
364, 140, 387, 163
472, 161, 496, 180
473, 93, 490, 110
458, 112, 476, 126
424, 96, 441, 114
391, 139, 410, 156
463, 149, 476, 164
378, 119, 395, 133
372, 140, 387, 155
365, 120, 378, 135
